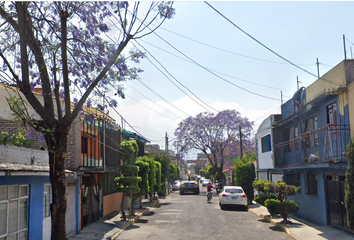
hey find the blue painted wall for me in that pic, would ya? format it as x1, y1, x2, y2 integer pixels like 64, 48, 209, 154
0, 176, 50, 240
288, 170, 327, 225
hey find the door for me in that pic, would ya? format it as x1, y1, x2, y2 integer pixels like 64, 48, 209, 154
325, 175, 353, 232
66, 182, 77, 236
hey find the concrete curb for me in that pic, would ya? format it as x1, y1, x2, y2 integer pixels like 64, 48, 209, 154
111, 199, 161, 240
247, 207, 301, 240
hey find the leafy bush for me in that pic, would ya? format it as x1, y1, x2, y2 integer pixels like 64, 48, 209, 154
277, 200, 300, 223
265, 199, 300, 223
254, 194, 276, 206
0, 131, 31, 148
234, 156, 256, 204
265, 199, 279, 217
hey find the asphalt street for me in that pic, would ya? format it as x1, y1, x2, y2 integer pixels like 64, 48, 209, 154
118, 188, 294, 240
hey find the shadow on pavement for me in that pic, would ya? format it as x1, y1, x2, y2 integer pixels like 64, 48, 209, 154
135, 219, 149, 224
159, 202, 172, 206
221, 206, 248, 211
143, 211, 155, 216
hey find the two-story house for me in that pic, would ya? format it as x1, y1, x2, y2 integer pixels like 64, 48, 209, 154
259, 60, 354, 232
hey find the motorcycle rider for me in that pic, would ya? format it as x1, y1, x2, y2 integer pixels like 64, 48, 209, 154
206, 181, 213, 202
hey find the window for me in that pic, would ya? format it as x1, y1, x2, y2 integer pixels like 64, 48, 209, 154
305, 173, 317, 196
0, 185, 28, 240
284, 174, 301, 192
302, 116, 319, 149
81, 136, 88, 154
261, 134, 271, 153
285, 126, 299, 152
43, 184, 51, 218
327, 103, 337, 125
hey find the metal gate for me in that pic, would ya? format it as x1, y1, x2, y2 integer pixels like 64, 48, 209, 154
81, 173, 103, 227
325, 174, 353, 233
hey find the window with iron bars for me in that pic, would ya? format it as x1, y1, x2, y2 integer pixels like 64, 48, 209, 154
284, 126, 299, 152
302, 116, 319, 149
305, 173, 317, 196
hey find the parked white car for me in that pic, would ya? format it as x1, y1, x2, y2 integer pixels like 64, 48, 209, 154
219, 186, 248, 210
201, 179, 211, 187
172, 181, 181, 191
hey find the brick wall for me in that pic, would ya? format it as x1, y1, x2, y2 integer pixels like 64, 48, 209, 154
0, 144, 48, 165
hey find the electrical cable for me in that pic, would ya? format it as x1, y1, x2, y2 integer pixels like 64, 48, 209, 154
147, 31, 281, 101
125, 94, 181, 123
204, 1, 343, 87
133, 40, 219, 113
125, 82, 186, 119
157, 26, 315, 66
139, 39, 294, 92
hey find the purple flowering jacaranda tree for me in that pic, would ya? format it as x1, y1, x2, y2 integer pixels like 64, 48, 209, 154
174, 109, 255, 185
0, 2, 175, 239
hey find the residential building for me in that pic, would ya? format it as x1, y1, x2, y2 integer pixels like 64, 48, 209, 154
0, 85, 81, 239
256, 60, 354, 232
255, 114, 283, 182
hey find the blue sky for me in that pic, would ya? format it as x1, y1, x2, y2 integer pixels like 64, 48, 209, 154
110, 1, 354, 158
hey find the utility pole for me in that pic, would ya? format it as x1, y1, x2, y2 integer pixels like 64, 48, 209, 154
343, 34, 347, 60
239, 125, 243, 159
316, 58, 320, 78
281, 91, 283, 105
165, 132, 169, 151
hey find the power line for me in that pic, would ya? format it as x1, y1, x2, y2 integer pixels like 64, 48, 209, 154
104, 8, 213, 115
157, 26, 316, 66
126, 94, 180, 123
125, 82, 185, 119
133, 40, 218, 113
204, 1, 343, 87
149, 31, 281, 101
139, 39, 294, 92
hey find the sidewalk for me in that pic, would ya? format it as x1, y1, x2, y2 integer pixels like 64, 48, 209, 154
248, 202, 354, 240
67, 197, 160, 240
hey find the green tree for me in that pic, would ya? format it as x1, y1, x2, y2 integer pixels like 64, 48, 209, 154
233, 155, 256, 204
140, 156, 156, 202
253, 180, 301, 223
150, 152, 171, 197
168, 163, 179, 182
344, 138, 354, 229
199, 170, 205, 177
115, 141, 141, 220
206, 165, 216, 181
134, 160, 149, 209
154, 161, 162, 197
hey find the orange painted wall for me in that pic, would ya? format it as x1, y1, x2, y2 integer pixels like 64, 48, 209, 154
103, 192, 123, 217
81, 132, 102, 160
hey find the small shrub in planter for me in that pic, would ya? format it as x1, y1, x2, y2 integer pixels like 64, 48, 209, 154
277, 200, 300, 224
265, 199, 279, 217
254, 194, 276, 206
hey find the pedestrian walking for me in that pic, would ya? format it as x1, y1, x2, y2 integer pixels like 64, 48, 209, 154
215, 180, 219, 194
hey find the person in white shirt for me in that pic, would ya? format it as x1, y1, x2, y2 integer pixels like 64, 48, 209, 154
215, 180, 219, 194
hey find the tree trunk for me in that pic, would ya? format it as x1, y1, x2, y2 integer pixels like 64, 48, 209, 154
215, 167, 226, 187
130, 193, 134, 216
139, 196, 143, 209
120, 192, 126, 221
49, 127, 69, 240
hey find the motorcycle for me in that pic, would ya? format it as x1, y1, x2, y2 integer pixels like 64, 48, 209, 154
207, 188, 213, 203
